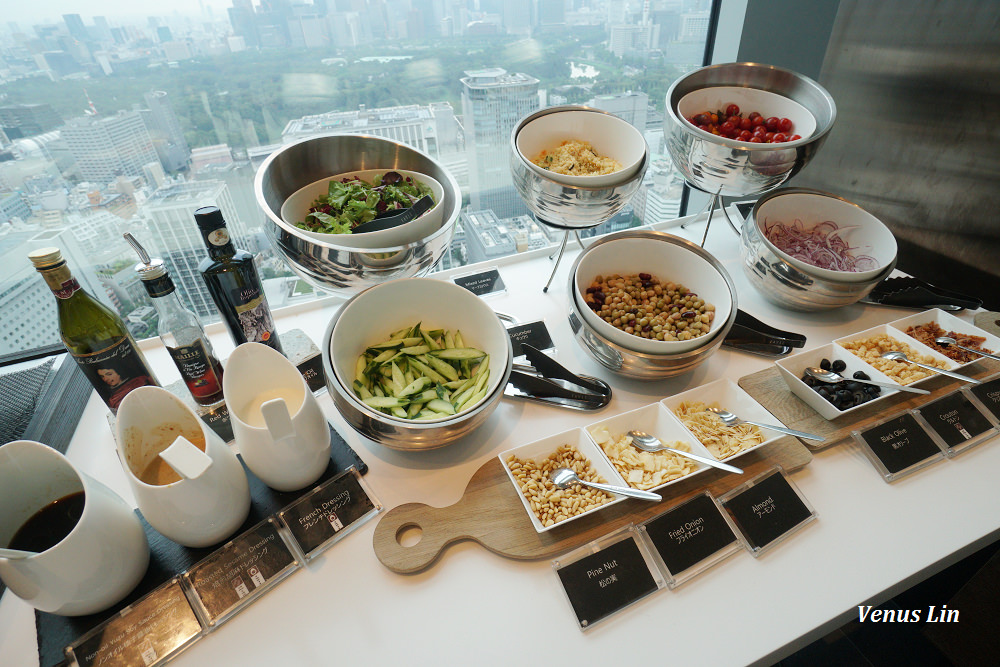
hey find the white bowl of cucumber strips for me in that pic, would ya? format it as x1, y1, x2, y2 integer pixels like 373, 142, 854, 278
325, 277, 513, 449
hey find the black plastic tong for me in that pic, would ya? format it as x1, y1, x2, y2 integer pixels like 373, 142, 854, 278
505, 344, 612, 410
722, 310, 807, 357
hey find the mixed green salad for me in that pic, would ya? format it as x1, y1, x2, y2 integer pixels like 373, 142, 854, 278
296, 171, 434, 235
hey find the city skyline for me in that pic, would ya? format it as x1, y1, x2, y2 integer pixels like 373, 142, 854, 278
2, 2, 232, 26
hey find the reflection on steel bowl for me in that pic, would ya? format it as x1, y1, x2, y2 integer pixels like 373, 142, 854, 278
254, 134, 462, 295
664, 62, 836, 198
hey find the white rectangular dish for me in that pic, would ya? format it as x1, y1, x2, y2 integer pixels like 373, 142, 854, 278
585, 403, 713, 492
499, 427, 627, 533
775, 343, 902, 420
662, 378, 782, 460
886, 309, 1000, 370
834, 323, 958, 387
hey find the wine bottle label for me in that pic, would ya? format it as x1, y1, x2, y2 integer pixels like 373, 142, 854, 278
207, 229, 230, 246
230, 284, 279, 347
167, 340, 223, 401
52, 277, 82, 300
71, 337, 158, 412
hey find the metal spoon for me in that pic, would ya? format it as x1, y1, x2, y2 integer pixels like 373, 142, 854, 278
0, 547, 36, 559
880, 351, 981, 384
934, 336, 1000, 362
627, 430, 743, 474
705, 407, 827, 442
805, 367, 930, 395
549, 467, 661, 501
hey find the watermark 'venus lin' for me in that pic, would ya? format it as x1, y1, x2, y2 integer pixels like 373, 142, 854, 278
858, 605, 959, 623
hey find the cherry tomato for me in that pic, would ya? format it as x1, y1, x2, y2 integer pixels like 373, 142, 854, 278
748, 111, 762, 122
753, 124, 767, 136
765, 116, 780, 132
710, 113, 719, 124
738, 130, 753, 141
765, 132, 775, 141
772, 133, 787, 143
778, 117, 793, 133
789, 134, 802, 141
693, 113, 711, 126
749, 136, 764, 143
725, 104, 740, 117
739, 117, 753, 131
720, 120, 738, 135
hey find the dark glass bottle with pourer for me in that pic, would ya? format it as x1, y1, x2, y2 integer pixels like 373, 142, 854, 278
195, 206, 284, 355
125, 233, 225, 406
29, 247, 159, 414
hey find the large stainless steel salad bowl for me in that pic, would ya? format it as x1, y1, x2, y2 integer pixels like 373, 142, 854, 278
567, 231, 738, 380
741, 188, 897, 311
665, 62, 837, 198
254, 134, 461, 294
510, 106, 649, 229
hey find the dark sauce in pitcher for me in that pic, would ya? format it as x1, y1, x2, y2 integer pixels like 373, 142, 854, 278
8, 491, 86, 553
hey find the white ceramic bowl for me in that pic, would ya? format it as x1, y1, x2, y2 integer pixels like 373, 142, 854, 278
662, 379, 782, 459
498, 427, 627, 534
883, 308, 1000, 370
573, 234, 734, 354
514, 108, 646, 188
753, 190, 897, 283
676, 85, 817, 147
329, 277, 510, 424
281, 169, 445, 250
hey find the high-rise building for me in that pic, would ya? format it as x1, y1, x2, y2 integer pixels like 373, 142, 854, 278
461, 68, 539, 219
143, 90, 190, 173
282, 102, 459, 157
62, 14, 89, 44
61, 111, 161, 185
588, 91, 649, 132
142, 180, 249, 319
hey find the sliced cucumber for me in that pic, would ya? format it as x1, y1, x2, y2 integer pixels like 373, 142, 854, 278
431, 348, 486, 361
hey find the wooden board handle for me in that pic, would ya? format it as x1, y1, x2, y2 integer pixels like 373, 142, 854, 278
372, 501, 471, 574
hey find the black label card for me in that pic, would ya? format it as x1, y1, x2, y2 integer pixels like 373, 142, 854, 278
198, 402, 234, 444
644, 494, 737, 576
297, 353, 327, 393
721, 471, 813, 551
453, 268, 506, 296
556, 537, 658, 628
921, 392, 994, 448
507, 321, 554, 358
858, 413, 943, 474
279, 469, 377, 557
69, 580, 201, 667
185, 518, 297, 625
969, 376, 1000, 421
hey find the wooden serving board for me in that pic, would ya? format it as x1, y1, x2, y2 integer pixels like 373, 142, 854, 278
739, 358, 1000, 450
373, 437, 811, 574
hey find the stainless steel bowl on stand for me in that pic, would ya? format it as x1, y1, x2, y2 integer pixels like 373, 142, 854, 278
510, 106, 649, 291
254, 134, 463, 295
664, 62, 837, 245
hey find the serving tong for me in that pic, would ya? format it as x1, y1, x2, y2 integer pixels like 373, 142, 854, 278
860, 277, 983, 312
722, 310, 807, 357
505, 344, 612, 411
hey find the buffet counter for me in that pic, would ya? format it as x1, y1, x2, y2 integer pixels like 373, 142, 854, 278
2, 212, 997, 666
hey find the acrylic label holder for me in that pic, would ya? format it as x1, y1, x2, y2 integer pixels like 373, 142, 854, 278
912, 390, 997, 457
639, 491, 741, 587
452, 266, 507, 297
552, 524, 665, 631
717, 466, 817, 558
65, 466, 380, 666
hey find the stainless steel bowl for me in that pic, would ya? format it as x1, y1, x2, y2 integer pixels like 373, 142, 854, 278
510, 106, 649, 228
320, 298, 514, 452
254, 134, 462, 294
567, 231, 738, 380
665, 63, 837, 197
741, 188, 897, 311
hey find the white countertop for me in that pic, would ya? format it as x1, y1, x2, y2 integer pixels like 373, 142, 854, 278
2, 212, 997, 667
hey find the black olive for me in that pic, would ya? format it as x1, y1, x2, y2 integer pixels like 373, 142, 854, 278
820, 358, 832, 371
853, 371, 871, 381
831, 359, 847, 373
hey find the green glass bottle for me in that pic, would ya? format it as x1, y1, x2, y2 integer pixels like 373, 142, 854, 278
29, 247, 159, 414
195, 206, 284, 355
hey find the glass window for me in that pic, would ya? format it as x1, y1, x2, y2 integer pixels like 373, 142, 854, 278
0, 0, 718, 359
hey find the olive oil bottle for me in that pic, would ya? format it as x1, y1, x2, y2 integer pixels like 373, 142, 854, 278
195, 206, 284, 355
29, 247, 159, 414
126, 233, 225, 406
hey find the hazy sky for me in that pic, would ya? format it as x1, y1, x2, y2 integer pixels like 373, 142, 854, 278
6, 1, 233, 26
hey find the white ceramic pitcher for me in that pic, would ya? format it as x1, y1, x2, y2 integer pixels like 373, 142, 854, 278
224, 342, 331, 492
115, 386, 251, 548
0, 440, 150, 616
